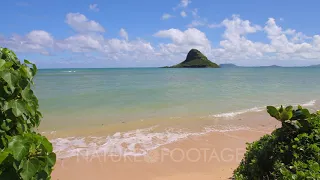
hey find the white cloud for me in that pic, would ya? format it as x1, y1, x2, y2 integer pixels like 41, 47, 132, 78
161, 13, 174, 20
119, 28, 129, 41
66, 13, 105, 33
179, 0, 191, 7
187, 9, 211, 28
208, 23, 222, 28
3, 14, 320, 67
0, 30, 53, 54
191, 8, 199, 18
180, 11, 187, 18
26, 30, 54, 46
188, 19, 207, 27
89, 4, 99, 12
56, 34, 104, 52
154, 28, 211, 56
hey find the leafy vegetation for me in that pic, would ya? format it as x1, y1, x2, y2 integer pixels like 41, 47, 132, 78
0, 47, 56, 179
234, 105, 320, 179
165, 49, 220, 68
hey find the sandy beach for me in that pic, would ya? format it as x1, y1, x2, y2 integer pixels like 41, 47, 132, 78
51, 112, 280, 180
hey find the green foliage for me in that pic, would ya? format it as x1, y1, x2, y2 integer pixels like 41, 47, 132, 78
234, 105, 320, 179
167, 49, 220, 68
0, 47, 56, 179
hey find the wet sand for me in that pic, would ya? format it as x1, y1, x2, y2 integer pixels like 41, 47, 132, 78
51, 111, 280, 180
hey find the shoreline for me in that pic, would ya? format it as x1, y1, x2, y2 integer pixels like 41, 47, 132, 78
48, 101, 318, 179
47, 109, 280, 158
50, 110, 281, 179
52, 127, 277, 179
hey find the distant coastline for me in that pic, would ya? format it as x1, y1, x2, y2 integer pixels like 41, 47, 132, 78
219, 63, 320, 68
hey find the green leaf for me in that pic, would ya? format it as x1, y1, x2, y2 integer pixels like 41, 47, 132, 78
20, 159, 40, 180
31, 64, 37, 76
20, 65, 33, 79
21, 88, 35, 102
8, 100, 26, 117
297, 105, 302, 110
41, 137, 53, 152
47, 153, 56, 167
279, 105, 284, 113
267, 106, 280, 120
8, 136, 30, 161
24, 60, 32, 64
301, 109, 311, 118
280, 110, 293, 121
0, 71, 18, 91
0, 150, 9, 164
285, 106, 293, 112
0, 59, 5, 69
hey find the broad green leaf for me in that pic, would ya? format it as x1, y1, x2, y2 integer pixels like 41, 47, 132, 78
20, 65, 33, 79
301, 109, 311, 118
279, 105, 284, 113
8, 136, 30, 161
24, 60, 32, 64
0, 150, 9, 164
285, 106, 293, 112
8, 100, 26, 117
0, 59, 5, 70
280, 110, 293, 121
21, 88, 35, 102
267, 106, 280, 120
31, 64, 37, 76
41, 137, 53, 152
20, 159, 40, 180
0, 71, 18, 91
47, 153, 56, 167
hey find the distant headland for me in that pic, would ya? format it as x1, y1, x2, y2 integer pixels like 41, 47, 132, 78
163, 49, 220, 68
162, 49, 320, 68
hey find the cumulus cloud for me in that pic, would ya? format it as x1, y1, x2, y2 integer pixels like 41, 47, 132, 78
2, 14, 320, 66
180, 11, 187, 17
66, 13, 105, 32
179, 0, 191, 8
89, 4, 99, 12
161, 13, 174, 20
154, 28, 211, 55
1, 30, 53, 54
119, 28, 129, 41
56, 34, 104, 52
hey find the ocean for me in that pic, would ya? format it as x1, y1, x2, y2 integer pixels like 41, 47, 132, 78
35, 67, 320, 158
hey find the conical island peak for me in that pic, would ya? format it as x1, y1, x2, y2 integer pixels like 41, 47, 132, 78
164, 49, 220, 68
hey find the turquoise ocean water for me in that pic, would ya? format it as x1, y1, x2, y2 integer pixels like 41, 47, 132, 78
35, 67, 320, 158
36, 67, 320, 131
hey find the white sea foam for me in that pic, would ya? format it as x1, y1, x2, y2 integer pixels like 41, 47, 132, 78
210, 100, 317, 118
210, 107, 264, 118
301, 100, 316, 107
51, 125, 249, 158
62, 70, 76, 73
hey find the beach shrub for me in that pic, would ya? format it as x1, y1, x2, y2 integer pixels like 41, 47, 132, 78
0, 47, 56, 179
234, 105, 320, 179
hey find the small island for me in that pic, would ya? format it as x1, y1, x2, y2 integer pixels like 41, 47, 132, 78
164, 49, 220, 68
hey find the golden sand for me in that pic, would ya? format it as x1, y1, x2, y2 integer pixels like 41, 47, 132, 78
51, 112, 280, 180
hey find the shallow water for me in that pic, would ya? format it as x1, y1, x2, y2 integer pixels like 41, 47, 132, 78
36, 67, 320, 131
35, 67, 320, 158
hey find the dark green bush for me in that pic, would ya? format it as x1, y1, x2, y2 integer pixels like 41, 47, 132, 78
234, 105, 320, 179
0, 47, 56, 179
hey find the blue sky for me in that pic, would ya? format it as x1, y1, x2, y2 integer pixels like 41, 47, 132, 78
1, 0, 320, 68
